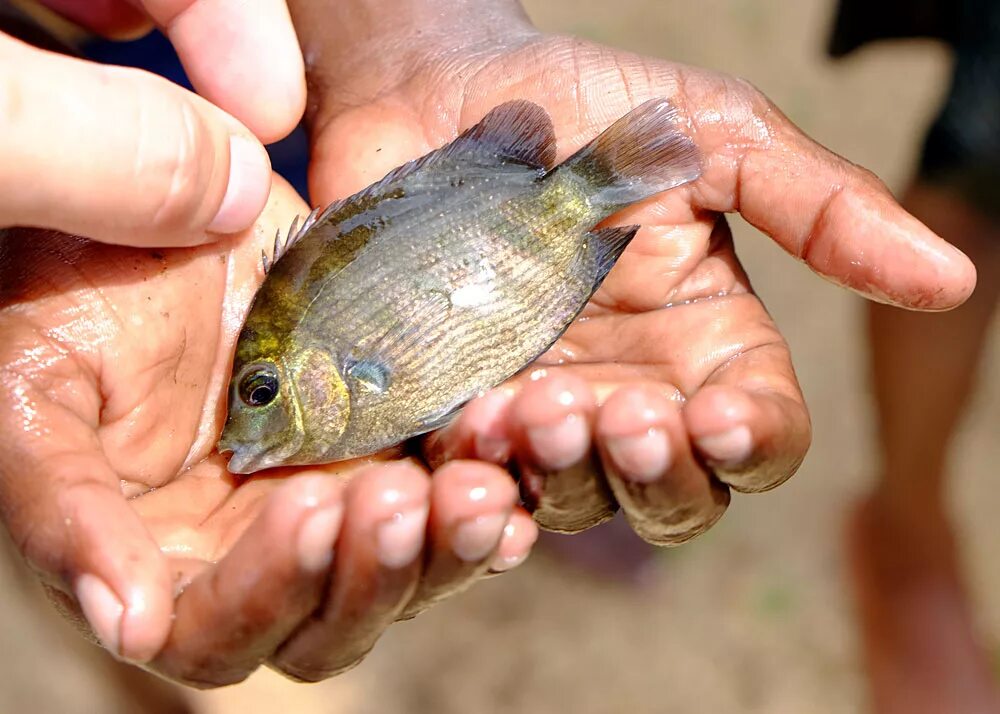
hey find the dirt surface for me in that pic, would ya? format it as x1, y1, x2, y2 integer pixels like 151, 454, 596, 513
2, 1, 998, 712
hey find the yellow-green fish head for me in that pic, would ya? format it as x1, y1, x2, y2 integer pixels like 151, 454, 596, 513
219, 343, 350, 474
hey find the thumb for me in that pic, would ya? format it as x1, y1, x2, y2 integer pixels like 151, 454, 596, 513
1, 454, 174, 663
0, 33, 271, 247
17, 471, 175, 663
0, 332, 173, 662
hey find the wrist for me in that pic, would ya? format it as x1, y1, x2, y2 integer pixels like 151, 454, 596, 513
287, 0, 537, 118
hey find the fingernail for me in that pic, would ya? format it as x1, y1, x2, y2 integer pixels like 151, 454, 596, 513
490, 550, 528, 573
207, 134, 271, 234
452, 513, 508, 562
376, 505, 429, 569
696, 425, 753, 464
605, 428, 670, 483
75, 574, 123, 655
297, 504, 344, 573
474, 433, 511, 463
471, 390, 513, 462
527, 413, 589, 470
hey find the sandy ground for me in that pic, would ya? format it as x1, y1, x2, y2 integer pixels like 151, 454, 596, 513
2, 0, 998, 712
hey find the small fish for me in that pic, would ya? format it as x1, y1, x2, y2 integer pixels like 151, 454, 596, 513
218, 99, 701, 474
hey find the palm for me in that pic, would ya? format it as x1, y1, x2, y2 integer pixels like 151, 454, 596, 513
307, 35, 804, 520
0, 182, 322, 577
1, 180, 533, 683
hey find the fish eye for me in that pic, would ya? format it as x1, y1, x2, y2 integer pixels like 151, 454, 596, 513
238, 366, 279, 407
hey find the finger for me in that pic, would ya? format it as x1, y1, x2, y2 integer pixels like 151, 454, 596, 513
596, 384, 730, 546
0, 296, 175, 664
137, 0, 305, 143
270, 461, 430, 681
486, 507, 538, 575
0, 35, 271, 246
0, 431, 172, 662
684, 354, 811, 494
38, 0, 153, 38
677, 68, 977, 310
398, 461, 517, 619
518, 57, 975, 310
151, 474, 344, 688
423, 387, 516, 468
509, 373, 617, 533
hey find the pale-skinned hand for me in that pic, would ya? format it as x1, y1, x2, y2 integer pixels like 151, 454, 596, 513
0, 0, 307, 247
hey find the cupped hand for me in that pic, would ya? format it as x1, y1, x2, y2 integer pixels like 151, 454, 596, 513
0, 177, 536, 686
298, 19, 976, 543
0, 0, 306, 247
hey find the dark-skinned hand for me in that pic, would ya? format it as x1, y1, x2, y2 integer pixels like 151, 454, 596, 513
289, 0, 975, 541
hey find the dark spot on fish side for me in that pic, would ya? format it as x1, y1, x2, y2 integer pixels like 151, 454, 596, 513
346, 357, 392, 394
150, 251, 165, 261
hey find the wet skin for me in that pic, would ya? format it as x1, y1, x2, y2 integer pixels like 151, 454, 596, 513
292, 12, 976, 542
0, 179, 537, 686
0, 0, 978, 690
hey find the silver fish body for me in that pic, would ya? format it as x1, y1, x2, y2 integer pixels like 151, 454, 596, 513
219, 99, 701, 473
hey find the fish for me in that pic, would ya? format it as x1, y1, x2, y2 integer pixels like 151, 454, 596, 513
218, 98, 701, 474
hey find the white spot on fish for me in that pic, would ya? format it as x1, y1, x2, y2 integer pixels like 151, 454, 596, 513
450, 283, 493, 307
449, 258, 497, 308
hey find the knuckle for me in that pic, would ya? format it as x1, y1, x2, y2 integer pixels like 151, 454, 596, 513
138, 95, 214, 232
0, 65, 24, 130
0, 69, 25, 193
850, 162, 889, 194
277, 650, 370, 682
722, 453, 805, 494
169, 666, 251, 690
631, 490, 730, 546
727, 75, 769, 109
354, 461, 430, 500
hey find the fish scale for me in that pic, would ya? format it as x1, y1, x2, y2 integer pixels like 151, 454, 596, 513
219, 98, 701, 473
319, 205, 570, 437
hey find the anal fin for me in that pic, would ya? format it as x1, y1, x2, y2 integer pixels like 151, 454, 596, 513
587, 225, 640, 287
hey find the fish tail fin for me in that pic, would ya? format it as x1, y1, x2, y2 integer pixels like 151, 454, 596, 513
560, 99, 701, 213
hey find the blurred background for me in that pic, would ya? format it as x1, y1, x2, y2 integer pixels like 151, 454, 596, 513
2, 0, 998, 712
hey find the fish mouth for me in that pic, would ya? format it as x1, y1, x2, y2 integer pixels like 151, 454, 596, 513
217, 433, 300, 474
217, 435, 268, 475
222, 447, 259, 475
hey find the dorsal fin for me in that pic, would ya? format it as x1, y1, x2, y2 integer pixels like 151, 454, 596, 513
449, 100, 556, 169
299, 101, 556, 256
261, 207, 323, 274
